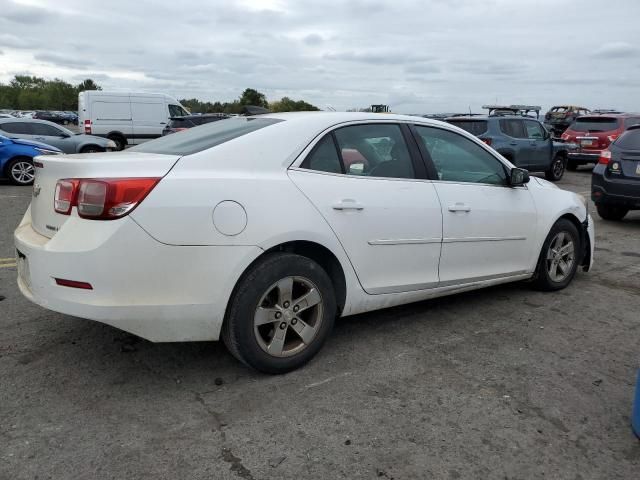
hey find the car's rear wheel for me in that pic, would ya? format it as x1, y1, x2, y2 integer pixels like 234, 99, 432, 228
532, 219, 580, 291
80, 145, 103, 153
107, 134, 126, 151
222, 253, 336, 374
545, 154, 566, 181
596, 204, 628, 221
6, 157, 35, 186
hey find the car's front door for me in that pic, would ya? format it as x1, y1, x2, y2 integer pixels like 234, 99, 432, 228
498, 118, 533, 168
29, 122, 70, 151
524, 119, 553, 171
412, 125, 538, 284
289, 123, 443, 294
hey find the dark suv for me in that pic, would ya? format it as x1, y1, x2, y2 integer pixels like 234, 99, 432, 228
544, 105, 590, 137
446, 115, 573, 181
591, 125, 640, 220
162, 113, 230, 135
562, 113, 640, 169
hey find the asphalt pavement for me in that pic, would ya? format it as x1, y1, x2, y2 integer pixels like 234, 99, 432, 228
1, 169, 639, 479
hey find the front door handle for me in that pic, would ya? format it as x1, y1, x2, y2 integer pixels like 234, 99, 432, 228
509, 141, 518, 146
448, 203, 471, 213
332, 199, 364, 211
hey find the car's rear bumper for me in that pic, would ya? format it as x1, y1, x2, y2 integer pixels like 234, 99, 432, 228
592, 169, 640, 208
14, 207, 262, 342
568, 152, 600, 164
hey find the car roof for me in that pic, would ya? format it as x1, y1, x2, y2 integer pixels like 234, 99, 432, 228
576, 113, 640, 118
0, 117, 63, 125
446, 115, 536, 121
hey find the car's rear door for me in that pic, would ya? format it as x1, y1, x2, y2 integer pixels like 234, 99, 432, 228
289, 122, 443, 295
411, 124, 538, 284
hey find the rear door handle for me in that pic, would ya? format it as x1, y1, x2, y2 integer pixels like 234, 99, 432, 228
448, 203, 471, 213
332, 199, 364, 211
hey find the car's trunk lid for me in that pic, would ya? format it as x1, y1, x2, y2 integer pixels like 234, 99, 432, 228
30, 151, 180, 238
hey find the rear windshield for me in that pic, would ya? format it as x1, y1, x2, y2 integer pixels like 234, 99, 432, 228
446, 120, 488, 136
131, 117, 283, 155
614, 129, 640, 150
569, 117, 619, 132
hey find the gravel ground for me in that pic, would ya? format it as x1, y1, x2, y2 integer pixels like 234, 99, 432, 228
1, 169, 639, 479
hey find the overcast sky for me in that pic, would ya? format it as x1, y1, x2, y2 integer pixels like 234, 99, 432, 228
1, 0, 639, 113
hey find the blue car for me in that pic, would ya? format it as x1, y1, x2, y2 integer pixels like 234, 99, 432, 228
0, 134, 62, 186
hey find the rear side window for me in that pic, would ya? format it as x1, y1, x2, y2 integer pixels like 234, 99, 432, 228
0, 121, 31, 134
447, 120, 488, 136
614, 129, 640, 149
303, 135, 343, 174
169, 118, 195, 128
130, 117, 283, 155
570, 117, 620, 132
499, 119, 527, 138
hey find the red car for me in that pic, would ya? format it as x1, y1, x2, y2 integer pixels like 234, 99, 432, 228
562, 113, 640, 170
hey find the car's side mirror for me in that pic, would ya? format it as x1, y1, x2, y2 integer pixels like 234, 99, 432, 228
59, 132, 70, 138
510, 167, 530, 186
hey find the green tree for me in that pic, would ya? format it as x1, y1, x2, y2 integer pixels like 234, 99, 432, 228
77, 79, 102, 92
269, 96, 319, 112
238, 88, 268, 108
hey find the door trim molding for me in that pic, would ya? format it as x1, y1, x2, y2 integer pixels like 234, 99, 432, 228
443, 236, 526, 243
368, 238, 441, 245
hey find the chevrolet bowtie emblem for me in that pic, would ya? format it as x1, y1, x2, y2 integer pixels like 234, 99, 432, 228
33, 183, 41, 197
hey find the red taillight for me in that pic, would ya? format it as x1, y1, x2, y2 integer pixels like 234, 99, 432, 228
84, 119, 91, 134
598, 150, 612, 164
561, 133, 570, 141
54, 278, 93, 289
481, 138, 492, 146
54, 177, 160, 220
54, 179, 79, 214
607, 134, 619, 143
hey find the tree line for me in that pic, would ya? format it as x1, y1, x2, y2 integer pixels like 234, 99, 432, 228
0, 76, 320, 113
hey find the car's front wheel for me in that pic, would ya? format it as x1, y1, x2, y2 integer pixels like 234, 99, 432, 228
545, 154, 566, 181
222, 253, 336, 374
532, 219, 581, 291
596, 204, 628, 221
6, 157, 35, 186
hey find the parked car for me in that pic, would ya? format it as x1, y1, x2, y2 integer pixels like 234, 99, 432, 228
446, 114, 574, 181
562, 113, 640, 170
53, 111, 78, 125
0, 134, 61, 185
0, 118, 116, 154
591, 125, 640, 220
78, 91, 190, 150
544, 105, 590, 137
14, 113, 594, 373
0, 113, 15, 119
162, 113, 229, 135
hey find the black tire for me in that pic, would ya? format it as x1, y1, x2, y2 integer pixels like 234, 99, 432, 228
545, 154, 566, 181
596, 204, 628, 221
532, 219, 581, 291
222, 252, 336, 374
5, 157, 35, 186
566, 160, 578, 171
80, 145, 103, 154
107, 134, 126, 151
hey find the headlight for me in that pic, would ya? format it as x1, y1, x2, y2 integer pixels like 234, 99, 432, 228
35, 148, 61, 155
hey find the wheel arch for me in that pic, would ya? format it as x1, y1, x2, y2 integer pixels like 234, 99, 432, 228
225, 240, 348, 325
557, 213, 590, 269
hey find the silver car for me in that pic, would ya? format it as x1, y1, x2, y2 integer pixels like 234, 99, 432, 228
0, 118, 116, 154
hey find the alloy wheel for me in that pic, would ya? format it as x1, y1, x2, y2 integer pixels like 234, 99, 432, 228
253, 276, 324, 358
553, 158, 564, 179
546, 231, 575, 282
10, 161, 35, 184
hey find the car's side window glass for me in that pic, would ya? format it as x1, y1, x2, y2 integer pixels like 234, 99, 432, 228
0, 121, 31, 134
414, 126, 507, 186
499, 119, 527, 139
169, 104, 188, 117
524, 120, 544, 139
333, 124, 415, 179
31, 123, 62, 136
302, 134, 343, 174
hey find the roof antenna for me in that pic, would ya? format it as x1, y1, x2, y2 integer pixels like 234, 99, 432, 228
468, 105, 472, 117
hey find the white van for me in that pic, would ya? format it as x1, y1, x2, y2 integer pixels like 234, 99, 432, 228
78, 91, 189, 150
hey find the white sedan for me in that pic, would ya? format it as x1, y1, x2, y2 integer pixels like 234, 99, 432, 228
14, 112, 594, 373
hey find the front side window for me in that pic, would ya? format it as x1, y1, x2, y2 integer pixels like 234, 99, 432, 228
414, 125, 507, 185
31, 123, 63, 136
499, 119, 527, 139
169, 104, 189, 117
524, 120, 544, 139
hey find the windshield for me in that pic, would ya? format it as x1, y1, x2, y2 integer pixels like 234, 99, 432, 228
130, 117, 283, 155
569, 117, 619, 132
